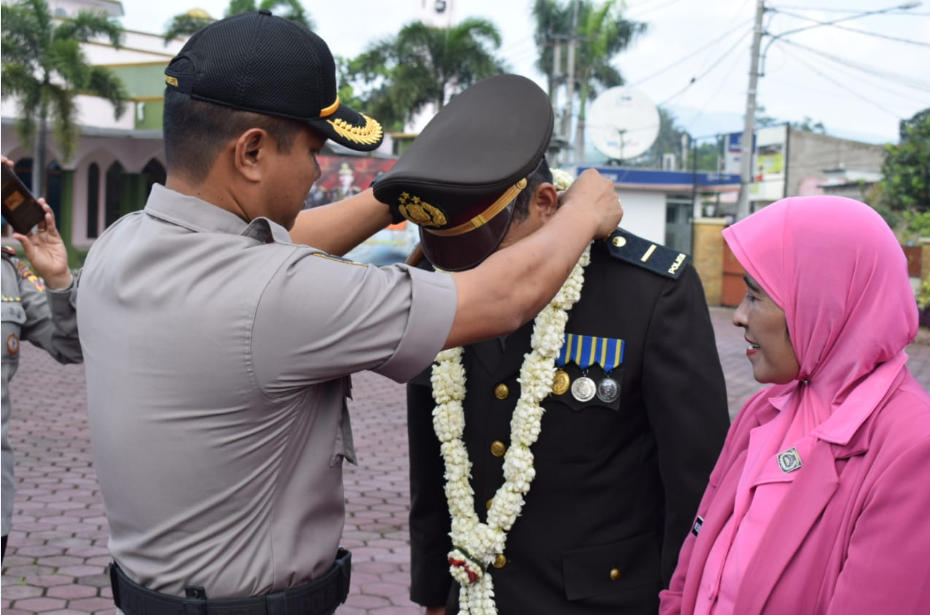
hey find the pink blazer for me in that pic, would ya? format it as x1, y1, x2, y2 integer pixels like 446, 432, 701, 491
660, 371, 930, 615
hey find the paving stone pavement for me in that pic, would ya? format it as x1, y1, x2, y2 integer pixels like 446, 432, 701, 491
4, 306, 930, 613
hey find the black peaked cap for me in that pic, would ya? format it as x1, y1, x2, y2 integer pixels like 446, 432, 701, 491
164, 10, 383, 151
373, 74, 554, 271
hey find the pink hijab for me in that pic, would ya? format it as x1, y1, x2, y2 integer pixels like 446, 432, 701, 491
723, 196, 917, 441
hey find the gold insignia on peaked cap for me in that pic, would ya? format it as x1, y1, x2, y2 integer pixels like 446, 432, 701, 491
426, 178, 527, 238
326, 114, 383, 146
398, 193, 448, 228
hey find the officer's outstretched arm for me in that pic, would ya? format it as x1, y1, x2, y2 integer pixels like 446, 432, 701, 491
289, 189, 392, 255
445, 170, 620, 349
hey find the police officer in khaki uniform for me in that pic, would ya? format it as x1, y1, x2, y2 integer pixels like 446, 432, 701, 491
1, 189, 80, 559
373, 75, 731, 614
74, 11, 622, 615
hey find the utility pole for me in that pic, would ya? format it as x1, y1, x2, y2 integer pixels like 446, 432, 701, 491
735, 0, 765, 220
563, 0, 579, 165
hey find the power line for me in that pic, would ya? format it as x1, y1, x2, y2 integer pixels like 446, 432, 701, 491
631, 18, 754, 86
781, 46, 905, 118
681, 45, 749, 132
770, 4, 927, 14
657, 29, 753, 106
774, 8, 930, 47
770, 51, 930, 107
499, 33, 536, 55
828, 22, 930, 47
779, 38, 930, 93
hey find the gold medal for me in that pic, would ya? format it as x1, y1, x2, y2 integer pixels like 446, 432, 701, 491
552, 369, 570, 395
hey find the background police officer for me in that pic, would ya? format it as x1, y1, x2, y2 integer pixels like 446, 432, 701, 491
371, 75, 731, 615
1, 158, 80, 559
74, 11, 622, 615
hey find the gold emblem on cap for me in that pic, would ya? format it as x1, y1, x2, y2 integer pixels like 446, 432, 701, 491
552, 369, 570, 395
326, 114, 383, 146
426, 178, 527, 238
398, 192, 448, 228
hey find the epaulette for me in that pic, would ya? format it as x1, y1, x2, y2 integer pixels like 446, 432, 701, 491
311, 251, 368, 267
606, 228, 690, 280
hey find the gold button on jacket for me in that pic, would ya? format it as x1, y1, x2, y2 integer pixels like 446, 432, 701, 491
609, 568, 621, 581
490, 441, 506, 457
493, 554, 507, 568
494, 383, 509, 400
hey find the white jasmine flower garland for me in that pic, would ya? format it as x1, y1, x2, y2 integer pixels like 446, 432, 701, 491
431, 170, 590, 615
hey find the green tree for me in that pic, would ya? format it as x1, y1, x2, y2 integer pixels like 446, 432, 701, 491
532, 0, 645, 162
880, 108, 930, 213
754, 105, 780, 129
791, 116, 826, 134
164, 0, 314, 44
644, 107, 687, 168
347, 18, 505, 131
1, 0, 127, 197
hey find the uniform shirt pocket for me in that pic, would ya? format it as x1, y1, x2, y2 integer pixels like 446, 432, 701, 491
2, 302, 26, 363
537, 366, 625, 463
1, 302, 27, 325
561, 532, 662, 602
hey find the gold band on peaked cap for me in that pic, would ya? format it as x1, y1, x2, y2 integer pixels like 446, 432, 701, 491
319, 96, 340, 118
425, 178, 528, 238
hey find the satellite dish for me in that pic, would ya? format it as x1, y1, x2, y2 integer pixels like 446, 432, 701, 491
587, 87, 660, 161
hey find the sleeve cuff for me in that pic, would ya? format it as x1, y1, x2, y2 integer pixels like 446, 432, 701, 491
375, 266, 457, 383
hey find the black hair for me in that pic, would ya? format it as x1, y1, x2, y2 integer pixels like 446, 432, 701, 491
162, 89, 303, 183
511, 157, 553, 223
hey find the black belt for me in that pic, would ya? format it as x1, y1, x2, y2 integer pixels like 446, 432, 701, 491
110, 548, 351, 615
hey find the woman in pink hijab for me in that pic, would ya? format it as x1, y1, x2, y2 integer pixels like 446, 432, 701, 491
660, 196, 930, 615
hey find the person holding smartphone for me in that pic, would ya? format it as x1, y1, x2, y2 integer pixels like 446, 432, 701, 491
0, 156, 82, 560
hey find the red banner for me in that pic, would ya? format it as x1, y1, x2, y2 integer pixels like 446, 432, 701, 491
304, 155, 397, 209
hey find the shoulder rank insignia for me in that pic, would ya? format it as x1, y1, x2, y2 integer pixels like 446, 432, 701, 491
311, 252, 369, 267
607, 228, 689, 279
16, 259, 45, 291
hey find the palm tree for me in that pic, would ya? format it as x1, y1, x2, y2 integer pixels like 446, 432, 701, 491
348, 18, 505, 130
532, 0, 645, 162
164, 0, 314, 44
1, 0, 127, 198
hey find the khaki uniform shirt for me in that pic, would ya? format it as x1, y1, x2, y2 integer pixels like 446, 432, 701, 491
1, 250, 82, 536
76, 185, 456, 597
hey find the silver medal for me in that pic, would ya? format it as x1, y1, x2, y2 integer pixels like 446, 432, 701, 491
597, 376, 620, 403
571, 376, 597, 402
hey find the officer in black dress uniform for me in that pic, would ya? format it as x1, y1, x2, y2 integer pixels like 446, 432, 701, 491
376, 74, 731, 615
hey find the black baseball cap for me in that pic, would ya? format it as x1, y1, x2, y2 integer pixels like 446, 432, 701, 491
373, 75, 553, 271
164, 10, 383, 151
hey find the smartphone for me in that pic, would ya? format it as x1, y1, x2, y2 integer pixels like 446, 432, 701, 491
1, 164, 46, 235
